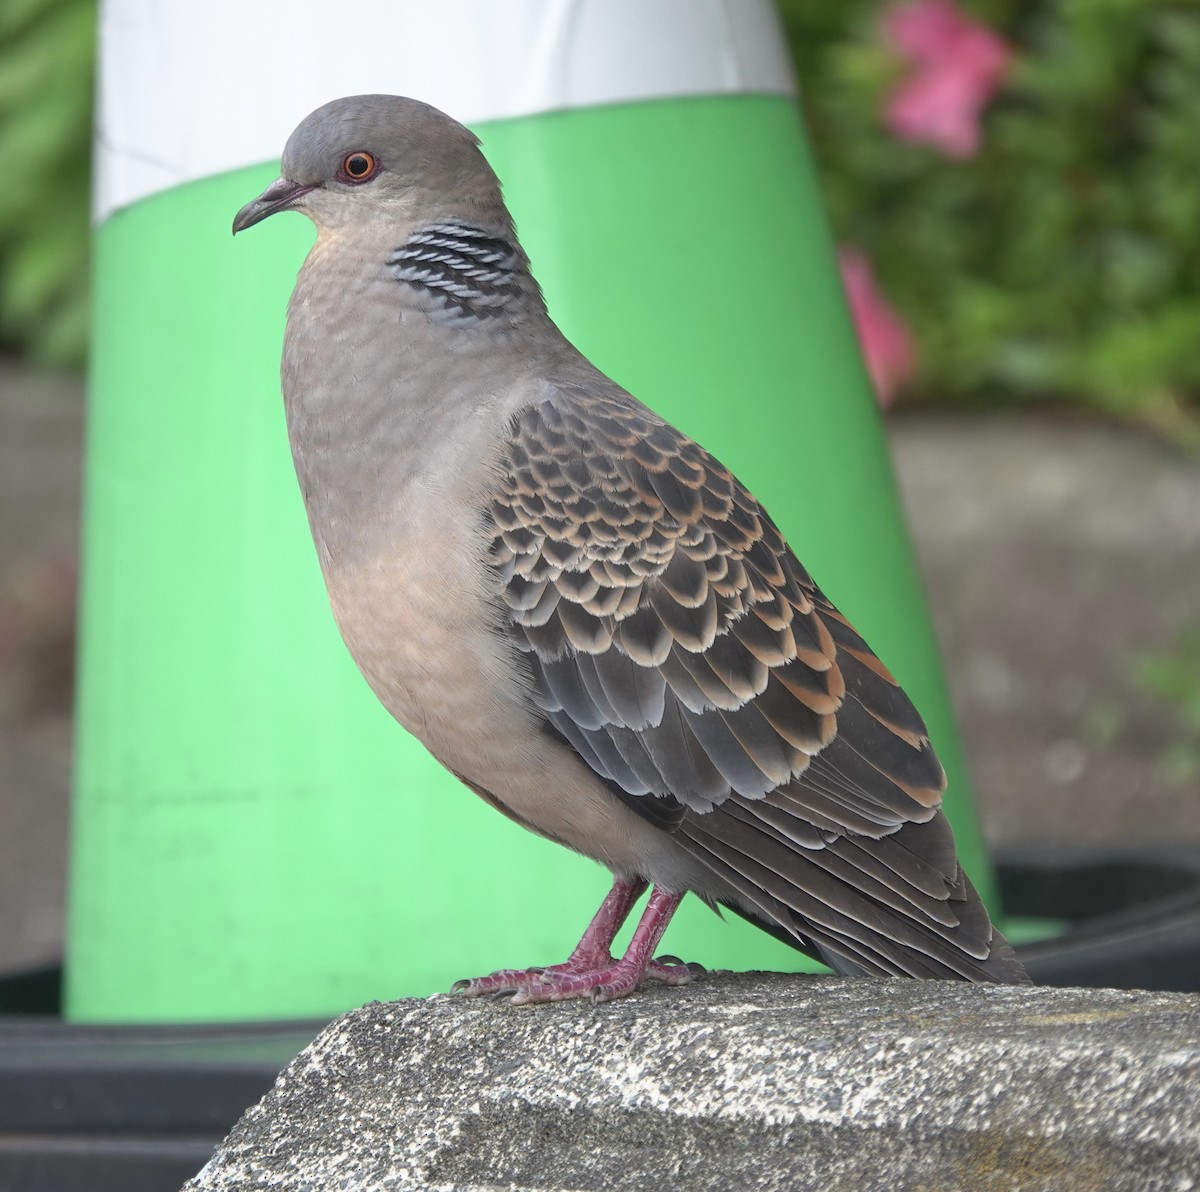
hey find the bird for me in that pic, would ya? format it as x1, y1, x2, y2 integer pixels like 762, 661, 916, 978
233, 94, 1028, 1003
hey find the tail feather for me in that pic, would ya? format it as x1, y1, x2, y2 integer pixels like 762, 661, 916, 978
689, 808, 1030, 985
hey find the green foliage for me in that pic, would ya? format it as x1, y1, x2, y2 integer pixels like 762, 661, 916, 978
778, 0, 1200, 440
0, 0, 94, 367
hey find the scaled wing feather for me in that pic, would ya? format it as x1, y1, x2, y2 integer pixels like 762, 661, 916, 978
489, 381, 1022, 981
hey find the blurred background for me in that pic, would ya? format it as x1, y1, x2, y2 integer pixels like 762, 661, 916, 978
2, 0, 1198, 981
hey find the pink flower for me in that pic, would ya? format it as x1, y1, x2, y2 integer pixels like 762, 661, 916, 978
882, 0, 1010, 159
838, 247, 916, 409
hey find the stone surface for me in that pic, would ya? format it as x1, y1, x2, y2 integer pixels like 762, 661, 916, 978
0, 361, 80, 974
183, 971, 1200, 1192
892, 412, 1200, 849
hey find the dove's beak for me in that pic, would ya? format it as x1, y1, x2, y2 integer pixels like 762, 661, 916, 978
232, 177, 316, 234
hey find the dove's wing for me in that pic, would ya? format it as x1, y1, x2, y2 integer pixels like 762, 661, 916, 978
489, 381, 1024, 982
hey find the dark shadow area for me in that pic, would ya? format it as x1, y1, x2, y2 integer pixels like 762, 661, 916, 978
999, 845, 1200, 994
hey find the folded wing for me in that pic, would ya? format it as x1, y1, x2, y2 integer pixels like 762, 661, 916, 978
488, 380, 1025, 982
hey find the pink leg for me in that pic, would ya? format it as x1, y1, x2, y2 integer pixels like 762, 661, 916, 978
563, 876, 650, 968
451, 880, 701, 1004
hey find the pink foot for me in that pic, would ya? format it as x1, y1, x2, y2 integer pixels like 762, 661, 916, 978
449, 883, 700, 1004
451, 953, 700, 1004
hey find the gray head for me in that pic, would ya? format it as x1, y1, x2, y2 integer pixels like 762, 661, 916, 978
232, 95, 509, 236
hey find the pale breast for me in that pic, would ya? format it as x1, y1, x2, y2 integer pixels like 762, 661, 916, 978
321, 485, 532, 759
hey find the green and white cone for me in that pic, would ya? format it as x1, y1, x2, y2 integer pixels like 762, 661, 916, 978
70, 0, 994, 1022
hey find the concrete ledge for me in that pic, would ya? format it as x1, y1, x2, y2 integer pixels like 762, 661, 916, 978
184, 972, 1199, 1191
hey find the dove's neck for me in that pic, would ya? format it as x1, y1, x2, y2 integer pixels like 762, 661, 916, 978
385, 219, 545, 325
280, 214, 573, 571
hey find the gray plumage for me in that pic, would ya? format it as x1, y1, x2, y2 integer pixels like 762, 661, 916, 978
234, 94, 1028, 1000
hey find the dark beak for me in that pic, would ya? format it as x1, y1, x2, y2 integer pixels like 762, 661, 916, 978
232, 177, 316, 234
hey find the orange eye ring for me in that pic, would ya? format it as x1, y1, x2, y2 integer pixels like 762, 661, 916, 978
339, 151, 379, 184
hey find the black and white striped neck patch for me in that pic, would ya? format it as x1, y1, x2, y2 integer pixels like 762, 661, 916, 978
388, 220, 525, 320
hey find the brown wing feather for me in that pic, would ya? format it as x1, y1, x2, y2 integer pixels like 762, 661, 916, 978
489, 382, 1026, 983
491, 384, 942, 820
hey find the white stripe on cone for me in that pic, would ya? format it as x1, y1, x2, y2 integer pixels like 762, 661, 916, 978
95, 0, 796, 221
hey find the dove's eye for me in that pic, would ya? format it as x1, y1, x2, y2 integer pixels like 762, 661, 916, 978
339, 152, 379, 184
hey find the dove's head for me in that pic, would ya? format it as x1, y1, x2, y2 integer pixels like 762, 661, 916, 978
232, 95, 508, 236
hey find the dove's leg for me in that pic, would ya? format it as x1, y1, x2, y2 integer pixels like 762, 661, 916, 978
451, 878, 699, 1003
563, 875, 650, 967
